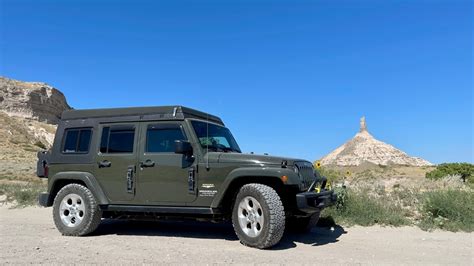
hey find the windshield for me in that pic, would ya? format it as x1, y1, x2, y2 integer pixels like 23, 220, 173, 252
191, 120, 241, 153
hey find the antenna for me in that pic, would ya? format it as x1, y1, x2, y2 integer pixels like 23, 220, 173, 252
206, 113, 210, 170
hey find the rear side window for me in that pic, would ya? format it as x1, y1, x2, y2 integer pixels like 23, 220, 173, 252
146, 125, 186, 153
62, 128, 92, 153
100, 125, 135, 154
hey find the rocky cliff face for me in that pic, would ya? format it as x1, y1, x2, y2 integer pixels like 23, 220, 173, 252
0, 76, 71, 124
320, 117, 432, 167
0, 77, 69, 180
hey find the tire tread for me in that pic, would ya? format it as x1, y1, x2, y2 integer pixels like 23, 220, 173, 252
52, 183, 102, 236
232, 183, 285, 249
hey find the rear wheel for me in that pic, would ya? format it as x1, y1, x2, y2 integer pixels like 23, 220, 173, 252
53, 184, 102, 236
231, 183, 285, 249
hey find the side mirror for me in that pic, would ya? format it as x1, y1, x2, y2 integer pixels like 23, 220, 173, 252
175, 140, 193, 155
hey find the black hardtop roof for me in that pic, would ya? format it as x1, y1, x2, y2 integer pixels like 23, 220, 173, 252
61, 106, 224, 125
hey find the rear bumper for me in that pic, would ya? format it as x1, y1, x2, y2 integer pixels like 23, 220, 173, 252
296, 190, 337, 214
38, 192, 51, 207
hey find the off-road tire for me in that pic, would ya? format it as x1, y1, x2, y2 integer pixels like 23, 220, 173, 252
231, 183, 285, 249
53, 184, 102, 236
288, 211, 320, 233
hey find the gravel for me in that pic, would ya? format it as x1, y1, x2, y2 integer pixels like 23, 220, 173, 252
0, 206, 472, 264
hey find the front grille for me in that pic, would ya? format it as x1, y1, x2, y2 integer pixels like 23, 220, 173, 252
295, 162, 315, 190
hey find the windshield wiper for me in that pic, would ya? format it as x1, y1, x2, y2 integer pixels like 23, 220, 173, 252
221, 147, 240, 153
204, 146, 220, 152
204, 145, 239, 153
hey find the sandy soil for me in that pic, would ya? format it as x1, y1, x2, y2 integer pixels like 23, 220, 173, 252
0, 206, 472, 265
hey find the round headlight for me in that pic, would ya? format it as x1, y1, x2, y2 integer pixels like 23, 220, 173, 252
294, 166, 300, 175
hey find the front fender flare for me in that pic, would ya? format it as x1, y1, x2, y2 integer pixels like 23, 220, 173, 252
210, 166, 299, 208
48, 171, 109, 205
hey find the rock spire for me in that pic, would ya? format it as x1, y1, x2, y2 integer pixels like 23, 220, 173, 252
320, 117, 432, 166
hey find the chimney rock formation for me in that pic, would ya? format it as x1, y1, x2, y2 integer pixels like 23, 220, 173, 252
320, 117, 432, 167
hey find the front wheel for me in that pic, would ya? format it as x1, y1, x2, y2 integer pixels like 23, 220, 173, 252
232, 183, 285, 249
52, 184, 102, 236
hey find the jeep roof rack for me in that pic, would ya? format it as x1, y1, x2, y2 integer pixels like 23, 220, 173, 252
61, 106, 224, 125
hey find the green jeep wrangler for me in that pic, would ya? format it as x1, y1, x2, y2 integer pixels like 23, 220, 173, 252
37, 106, 336, 249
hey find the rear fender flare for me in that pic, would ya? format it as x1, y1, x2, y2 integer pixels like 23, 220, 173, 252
48, 172, 109, 205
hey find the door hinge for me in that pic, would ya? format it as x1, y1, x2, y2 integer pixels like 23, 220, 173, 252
126, 166, 135, 194
188, 168, 195, 194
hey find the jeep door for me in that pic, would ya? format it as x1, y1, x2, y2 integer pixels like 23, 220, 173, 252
136, 122, 196, 204
95, 123, 139, 203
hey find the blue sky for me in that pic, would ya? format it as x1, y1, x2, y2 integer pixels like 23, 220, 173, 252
0, 0, 472, 163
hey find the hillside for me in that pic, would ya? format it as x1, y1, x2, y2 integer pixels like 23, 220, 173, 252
0, 113, 57, 181
0, 77, 70, 181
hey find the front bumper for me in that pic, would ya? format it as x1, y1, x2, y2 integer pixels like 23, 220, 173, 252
296, 189, 337, 214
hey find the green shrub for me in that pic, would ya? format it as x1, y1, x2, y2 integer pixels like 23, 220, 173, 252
9, 139, 21, 145
321, 187, 409, 227
426, 163, 474, 183
34, 141, 47, 150
419, 189, 474, 232
0, 182, 46, 207
0, 175, 15, 181
315, 167, 344, 183
24, 147, 39, 152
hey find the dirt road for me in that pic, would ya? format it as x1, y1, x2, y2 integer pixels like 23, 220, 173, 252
0, 206, 472, 264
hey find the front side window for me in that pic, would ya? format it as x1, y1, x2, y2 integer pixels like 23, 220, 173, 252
100, 125, 135, 154
146, 125, 186, 153
62, 128, 92, 153
191, 120, 241, 153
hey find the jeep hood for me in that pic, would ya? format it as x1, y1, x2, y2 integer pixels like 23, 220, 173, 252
215, 153, 305, 166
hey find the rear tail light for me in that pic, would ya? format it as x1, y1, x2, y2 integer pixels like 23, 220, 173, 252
43, 161, 49, 178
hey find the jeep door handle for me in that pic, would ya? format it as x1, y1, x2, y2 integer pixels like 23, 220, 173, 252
140, 160, 155, 168
98, 160, 112, 168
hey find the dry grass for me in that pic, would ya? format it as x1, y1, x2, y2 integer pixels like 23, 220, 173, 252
319, 166, 473, 232
0, 112, 56, 181
0, 180, 47, 207
0, 112, 55, 207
